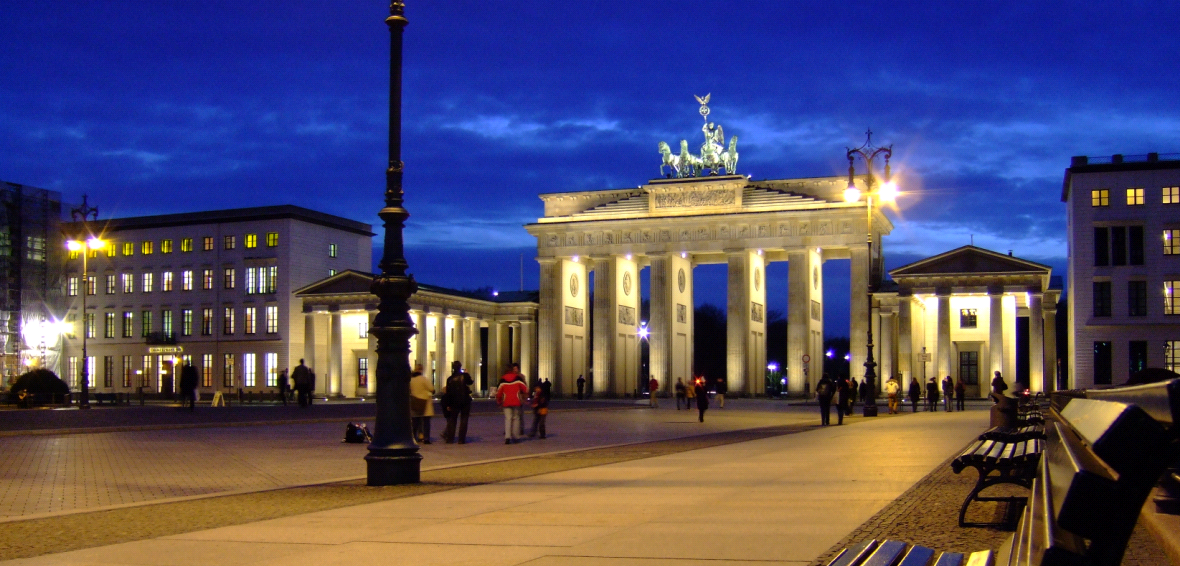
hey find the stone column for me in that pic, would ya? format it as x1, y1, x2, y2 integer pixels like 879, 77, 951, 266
936, 290, 952, 380
487, 320, 503, 389
303, 311, 317, 369
1042, 299, 1057, 394
453, 315, 465, 375
536, 258, 560, 385
329, 311, 342, 396
520, 320, 537, 392
414, 310, 428, 375
726, 250, 751, 393
849, 245, 870, 386
988, 288, 1004, 381
1029, 291, 1045, 393
897, 293, 912, 383
787, 249, 820, 394
649, 255, 671, 392
879, 310, 894, 381
591, 256, 616, 394
435, 313, 448, 390
511, 322, 522, 366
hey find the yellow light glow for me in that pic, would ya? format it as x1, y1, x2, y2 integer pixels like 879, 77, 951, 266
87, 237, 106, 250
844, 186, 862, 203
878, 181, 898, 203
66, 240, 84, 252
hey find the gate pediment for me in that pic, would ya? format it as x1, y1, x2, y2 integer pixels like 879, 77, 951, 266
644, 175, 747, 212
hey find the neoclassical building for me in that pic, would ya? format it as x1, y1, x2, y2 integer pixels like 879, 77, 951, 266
526, 174, 891, 398
294, 270, 538, 396
877, 246, 1060, 397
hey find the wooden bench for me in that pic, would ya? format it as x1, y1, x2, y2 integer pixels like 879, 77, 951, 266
978, 424, 1044, 443
830, 378, 1179, 566
951, 436, 1042, 527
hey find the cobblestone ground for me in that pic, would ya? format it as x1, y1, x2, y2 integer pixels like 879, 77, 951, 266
808, 452, 1171, 566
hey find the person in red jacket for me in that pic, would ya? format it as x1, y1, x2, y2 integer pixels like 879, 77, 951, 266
496, 368, 528, 444
648, 376, 659, 408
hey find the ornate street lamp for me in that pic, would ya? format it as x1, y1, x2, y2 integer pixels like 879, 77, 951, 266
365, 0, 421, 485
66, 236, 106, 409
844, 130, 898, 417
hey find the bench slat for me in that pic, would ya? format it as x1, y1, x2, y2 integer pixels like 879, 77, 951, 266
897, 545, 935, 566
828, 539, 878, 566
862, 540, 908, 566
932, 552, 964, 566
964, 550, 993, 566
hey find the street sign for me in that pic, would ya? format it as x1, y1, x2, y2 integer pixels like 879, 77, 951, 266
801, 354, 810, 363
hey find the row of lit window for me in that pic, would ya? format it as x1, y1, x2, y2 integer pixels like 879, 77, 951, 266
70, 235, 343, 259
67, 267, 278, 296
75, 305, 280, 339
1093, 280, 1180, 317
1095, 228, 1180, 264
69, 352, 286, 389
1091, 187, 1180, 207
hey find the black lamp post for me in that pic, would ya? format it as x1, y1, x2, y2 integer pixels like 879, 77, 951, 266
844, 130, 897, 417
365, 0, 421, 485
68, 196, 100, 409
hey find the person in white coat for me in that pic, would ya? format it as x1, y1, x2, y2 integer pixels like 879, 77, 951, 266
409, 370, 435, 444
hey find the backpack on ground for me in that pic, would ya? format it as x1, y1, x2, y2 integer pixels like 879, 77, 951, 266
343, 422, 372, 444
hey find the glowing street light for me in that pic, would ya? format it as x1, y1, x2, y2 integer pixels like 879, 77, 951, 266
66, 236, 107, 409
845, 129, 899, 417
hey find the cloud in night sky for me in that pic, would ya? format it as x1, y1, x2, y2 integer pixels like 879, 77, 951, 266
4, 1, 1180, 335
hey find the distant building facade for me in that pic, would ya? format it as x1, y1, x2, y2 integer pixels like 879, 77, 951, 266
295, 271, 539, 397
1062, 153, 1180, 387
60, 206, 372, 395
0, 181, 64, 384
877, 246, 1060, 396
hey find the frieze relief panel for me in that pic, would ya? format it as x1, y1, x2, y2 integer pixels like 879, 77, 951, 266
653, 189, 735, 209
778, 222, 791, 236
839, 220, 853, 234
810, 300, 822, 322
798, 221, 811, 236
677, 303, 687, 324
618, 305, 636, 326
751, 302, 764, 323
564, 306, 584, 327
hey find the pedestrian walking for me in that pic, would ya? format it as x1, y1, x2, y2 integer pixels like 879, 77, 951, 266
955, 377, 966, 411
179, 361, 198, 411
576, 374, 585, 400
858, 379, 870, 406
277, 369, 289, 406
836, 375, 851, 424
908, 377, 921, 413
942, 376, 954, 412
648, 375, 659, 407
528, 380, 550, 439
409, 370, 434, 444
715, 377, 727, 408
292, 359, 311, 408
441, 361, 473, 444
848, 377, 858, 412
926, 377, 939, 412
694, 377, 709, 422
675, 378, 687, 410
884, 375, 900, 414
496, 367, 528, 444
816, 373, 834, 425
685, 375, 696, 408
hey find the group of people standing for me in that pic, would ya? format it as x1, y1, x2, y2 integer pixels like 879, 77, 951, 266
495, 363, 551, 444
818, 371, 976, 423
409, 360, 478, 445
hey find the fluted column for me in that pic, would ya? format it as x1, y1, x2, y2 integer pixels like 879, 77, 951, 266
434, 313, 448, 389
537, 258, 560, 384
879, 310, 894, 381
520, 320, 537, 393
1029, 291, 1044, 393
453, 315, 465, 373
591, 256, 616, 394
897, 293, 912, 383
303, 311, 317, 369
413, 310, 428, 374
726, 251, 751, 393
329, 311, 343, 395
511, 322, 522, 367
649, 255, 671, 392
988, 288, 1004, 383
1042, 299, 1057, 393
936, 290, 951, 380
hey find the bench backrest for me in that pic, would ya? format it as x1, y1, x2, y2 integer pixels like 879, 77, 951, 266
1033, 379, 1179, 566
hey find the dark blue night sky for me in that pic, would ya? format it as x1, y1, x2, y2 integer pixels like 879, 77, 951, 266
4, 1, 1179, 335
